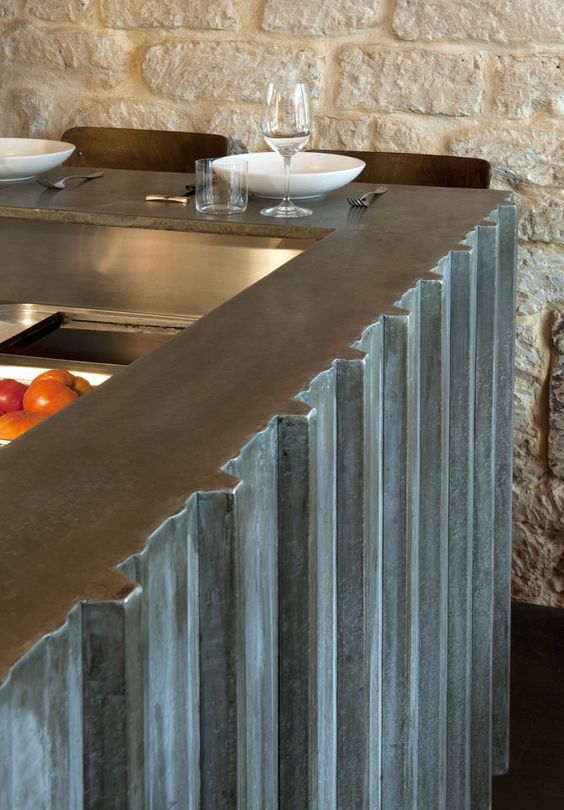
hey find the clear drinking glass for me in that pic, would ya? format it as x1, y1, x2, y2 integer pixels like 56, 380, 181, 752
260, 81, 312, 218
195, 157, 248, 214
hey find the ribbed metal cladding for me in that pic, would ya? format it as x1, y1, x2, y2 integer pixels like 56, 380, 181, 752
226, 426, 280, 810
443, 248, 477, 810
403, 278, 450, 810
0, 607, 84, 810
491, 204, 518, 776
299, 366, 339, 810
360, 314, 412, 810
470, 223, 499, 810
0, 205, 517, 809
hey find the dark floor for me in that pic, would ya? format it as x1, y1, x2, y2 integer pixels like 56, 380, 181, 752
493, 601, 564, 809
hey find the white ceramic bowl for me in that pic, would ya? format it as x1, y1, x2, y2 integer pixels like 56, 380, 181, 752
0, 138, 76, 183
216, 152, 366, 199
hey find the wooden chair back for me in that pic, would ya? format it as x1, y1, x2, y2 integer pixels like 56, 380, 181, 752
61, 127, 231, 172
320, 149, 491, 188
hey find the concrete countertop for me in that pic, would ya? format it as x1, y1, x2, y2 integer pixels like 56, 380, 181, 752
0, 169, 509, 680
0, 166, 504, 239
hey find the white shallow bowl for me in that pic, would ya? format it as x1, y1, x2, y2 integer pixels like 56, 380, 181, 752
217, 152, 365, 199
0, 138, 76, 183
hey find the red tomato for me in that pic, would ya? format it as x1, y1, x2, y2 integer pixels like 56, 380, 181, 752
23, 379, 79, 415
71, 376, 92, 395
0, 410, 45, 440
31, 369, 93, 397
0, 378, 28, 415
32, 369, 75, 387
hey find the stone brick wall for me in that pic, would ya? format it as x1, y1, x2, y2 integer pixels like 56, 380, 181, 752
0, 0, 563, 604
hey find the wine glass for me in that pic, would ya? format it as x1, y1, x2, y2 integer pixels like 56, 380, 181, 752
260, 81, 312, 218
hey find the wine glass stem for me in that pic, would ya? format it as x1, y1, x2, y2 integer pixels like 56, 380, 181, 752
282, 154, 292, 204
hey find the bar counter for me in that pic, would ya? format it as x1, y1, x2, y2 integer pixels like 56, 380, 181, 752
0, 170, 515, 810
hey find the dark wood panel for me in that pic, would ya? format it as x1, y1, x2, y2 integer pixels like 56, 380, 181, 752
318, 149, 491, 188
62, 127, 230, 172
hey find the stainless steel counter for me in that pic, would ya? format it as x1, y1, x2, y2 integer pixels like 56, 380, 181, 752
0, 170, 515, 810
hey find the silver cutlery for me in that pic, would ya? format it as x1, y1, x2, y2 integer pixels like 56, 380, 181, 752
36, 171, 104, 190
346, 185, 388, 208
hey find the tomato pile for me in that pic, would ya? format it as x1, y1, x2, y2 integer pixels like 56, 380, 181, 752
0, 369, 92, 441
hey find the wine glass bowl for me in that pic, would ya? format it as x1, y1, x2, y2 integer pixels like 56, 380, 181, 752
260, 81, 313, 218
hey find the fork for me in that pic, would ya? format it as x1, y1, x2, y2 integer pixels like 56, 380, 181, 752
346, 185, 388, 207
36, 171, 104, 190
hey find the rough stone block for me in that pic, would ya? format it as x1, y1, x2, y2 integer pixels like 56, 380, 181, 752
12, 88, 54, 137
1, 25, 132, 83
1, 24, 66, 68
494, 55, 563, 118
57, 29, 131, 72
518, 187, 564, 244
101, 0, 238, 30
515, 320, 544, 384
513, 388, 544, 483
549, 313, 564, 479
208, 108, 260, 152
517, 247, 564, 315
336, 47, 484, 115
513, 320, 545, 482
0, 0, 15, 17
393, 0, 563, 44
14, 87, 205, 140
142, 41, 321, 102
310, 115, 371, 150
512, 522, 564, 606
514, 476, 564, 534
0, 80, 24, 135
450, 126, 563, 186
262, 0, 381, 35
28, 0, 94, 23
374, 116, 433, 153
63, 97, 195, 132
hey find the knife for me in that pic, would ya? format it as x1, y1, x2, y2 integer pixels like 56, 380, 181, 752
145, 185, 195, 204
